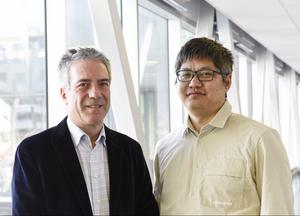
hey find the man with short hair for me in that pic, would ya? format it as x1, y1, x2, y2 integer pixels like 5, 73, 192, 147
153, 37, 294, 215
12, 47, 159, 215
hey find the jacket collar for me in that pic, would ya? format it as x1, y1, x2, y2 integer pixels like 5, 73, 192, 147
51, 117, 93, 215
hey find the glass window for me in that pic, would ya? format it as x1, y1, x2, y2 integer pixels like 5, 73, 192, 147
138, 6, 170, 160
181, 28, 194, 45
236, 52, 254, 118
0, 0, 46, 214
65, 0, 95, 47
180, 27, 194, 122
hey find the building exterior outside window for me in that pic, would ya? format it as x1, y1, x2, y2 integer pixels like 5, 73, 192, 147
138, 6, 170, 160
0, 0, 46, 214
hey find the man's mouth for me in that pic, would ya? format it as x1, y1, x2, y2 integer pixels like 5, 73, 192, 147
187, 92, 206, 96
86, 104, 103, 108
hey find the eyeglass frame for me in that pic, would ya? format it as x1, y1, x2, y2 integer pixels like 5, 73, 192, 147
175, 68, 228, 83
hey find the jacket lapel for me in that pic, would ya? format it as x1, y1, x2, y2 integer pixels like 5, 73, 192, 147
51, 117, 93, 215
105, 127, 123, 213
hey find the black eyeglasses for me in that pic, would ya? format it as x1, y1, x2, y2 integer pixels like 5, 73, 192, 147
176, 68, 227, 82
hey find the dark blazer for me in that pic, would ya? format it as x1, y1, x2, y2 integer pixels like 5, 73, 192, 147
12, 117, 159, 215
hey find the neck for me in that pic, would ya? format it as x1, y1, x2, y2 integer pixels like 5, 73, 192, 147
189, 101, 225, 132
189, 113, 214, 132
82, 124, 103, 148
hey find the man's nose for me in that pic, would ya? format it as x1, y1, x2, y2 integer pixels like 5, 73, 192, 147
189, 75, 203, 87
88, 85, 101, 98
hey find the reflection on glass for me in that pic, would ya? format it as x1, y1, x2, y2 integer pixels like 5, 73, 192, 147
138, 7, 170, 160
0, 0, 46, 214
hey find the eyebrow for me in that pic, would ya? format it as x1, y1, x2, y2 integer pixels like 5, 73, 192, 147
75, 78, 110, 83
180, 66, 216, 71
98, 78, 110, 82
75, 79, 90, 84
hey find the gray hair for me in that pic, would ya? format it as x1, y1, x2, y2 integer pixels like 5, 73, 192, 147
58, 47, 111, 89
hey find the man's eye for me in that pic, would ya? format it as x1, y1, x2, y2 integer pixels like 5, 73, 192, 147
200, 71, 213, 77
180, 72, 193, 79
78, 83, 88, 87
99, 81, 110, 87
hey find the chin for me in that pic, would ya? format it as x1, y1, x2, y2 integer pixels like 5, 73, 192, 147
85, 117, 103, 126
186, 102, 205, 109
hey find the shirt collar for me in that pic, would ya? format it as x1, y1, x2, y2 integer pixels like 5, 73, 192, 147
67, 117, 107, 147
208, 100, 232, 128
184, 100, 232, 135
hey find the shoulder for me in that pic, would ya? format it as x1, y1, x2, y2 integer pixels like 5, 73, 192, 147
105, 127, 138, 143
227, 113, 283, 151
18, 127, 55, 150
14, 126, 59, 166
19, 117, 68, 144
105, 126, 142, 151
155, 126, 186, 159
158, 126, 185, 145
17, 118, 69, 154
228, 113, 275, 135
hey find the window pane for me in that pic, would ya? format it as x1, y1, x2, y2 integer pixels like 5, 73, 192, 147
181, 28, 194, 45
236, 52, 253, 117
180, 28, 194, 122
138, 7, 170, 160
0, 0, 46, 214
66, 0, 95, 47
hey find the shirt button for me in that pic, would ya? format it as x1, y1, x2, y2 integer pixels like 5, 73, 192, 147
97, 199, 101, 203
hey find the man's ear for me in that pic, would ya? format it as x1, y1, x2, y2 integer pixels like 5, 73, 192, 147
224, 73, 232, 91
60, 88, 68, 105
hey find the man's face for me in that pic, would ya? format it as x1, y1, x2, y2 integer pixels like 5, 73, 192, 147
177, 58, 231, 116
60, 59, 110, 132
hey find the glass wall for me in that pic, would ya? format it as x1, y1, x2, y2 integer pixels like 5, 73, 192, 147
235, 52, 254, 118
138, 6, 170, 159
65, 0, 95, 47
0, 0, 47, 214
181, 27, 194, 45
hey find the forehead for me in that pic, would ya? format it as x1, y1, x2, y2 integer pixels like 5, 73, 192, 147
181, 58, 216, 69
69, 59, 109, 79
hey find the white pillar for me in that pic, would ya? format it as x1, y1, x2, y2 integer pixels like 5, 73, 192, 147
46, 0, 67, 127
216, 11, 241, 114
122, 0, 139, 102
168, 19, 183, 132
264, 51, 280, 132
195, 1, 215, 38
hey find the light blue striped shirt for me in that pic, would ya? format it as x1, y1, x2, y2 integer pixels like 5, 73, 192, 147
67, 117, 110, 215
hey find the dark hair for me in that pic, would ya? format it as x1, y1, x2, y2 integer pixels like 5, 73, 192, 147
175, 37, 233, 78
58, 47, 111, 89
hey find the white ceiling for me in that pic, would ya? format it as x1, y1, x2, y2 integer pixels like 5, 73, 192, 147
205, 0, 300, 73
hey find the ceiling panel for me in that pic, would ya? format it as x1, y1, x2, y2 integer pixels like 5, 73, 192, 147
205, 0, 300, 72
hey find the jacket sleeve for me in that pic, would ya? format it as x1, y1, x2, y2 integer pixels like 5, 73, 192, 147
12, 142, 45, 215
134, 144, 159, 216
255, 129, 294, 215
153, 143, 162, 206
